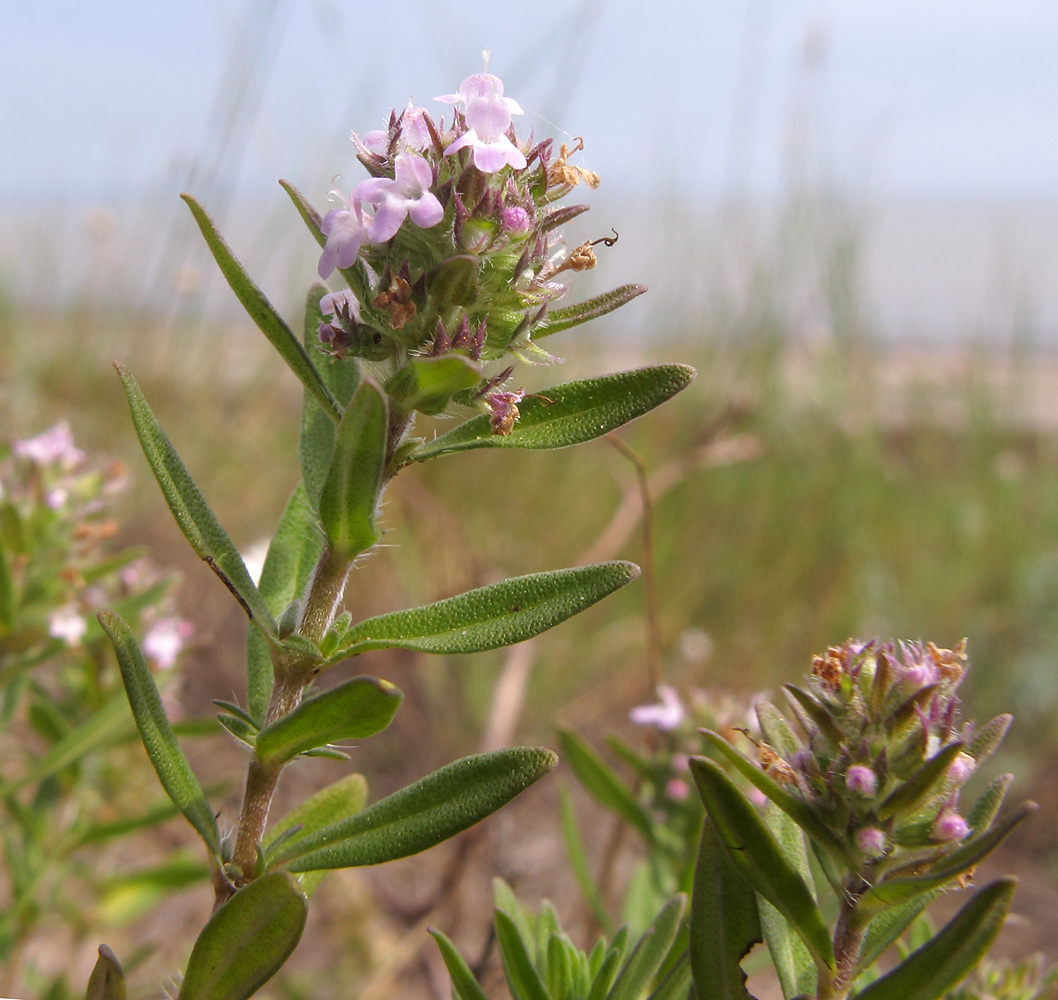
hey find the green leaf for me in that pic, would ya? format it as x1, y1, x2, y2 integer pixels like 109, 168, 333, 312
698, 729, 854, 865
385, 355, 482, 415
689, 817, 761, 1000
559, 784, 614, 935
254, 676, 402, 765
878, 742, 965, 820
966, 773, 1013, 832
851, 879, 1016, 1000
0, 541, 14, 633
647, 953, 691, 1000
966, 714, 1012, 768
534, 284, 647, 338
496, 908, 553, 1000
300, 282, 362, 504
607, 894, 686, 1000
754, 701, 804, 761
181, 193, 341, 423
115, 364, 275, 634
330, 562, 639, 664
247, 482, 325, 720
557, 728, 656, 846
689, 755, 834, 973
859, 801, 1036, 918
0, 692, 132, 796
318, 379, 387, 560
85, 944, 126, 1000
99, 610, 221, 858
430, 928, 493, 1000
274, 748, 557, 870
759, 806, 817, 999
405, 366, 696, 463
857, 895, 935, 974
177, 871, 308, 1000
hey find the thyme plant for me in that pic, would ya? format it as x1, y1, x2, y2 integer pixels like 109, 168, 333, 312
90, 72, 693, 997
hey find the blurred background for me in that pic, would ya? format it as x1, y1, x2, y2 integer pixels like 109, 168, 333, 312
3, 0, 1058, 994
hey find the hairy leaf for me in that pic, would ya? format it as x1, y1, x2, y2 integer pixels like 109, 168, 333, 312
534, 284, 647, 338
99, 611, 220, 857
405, 366, 696, 463
177, 871, 308, 1000
274, 748, 557, 870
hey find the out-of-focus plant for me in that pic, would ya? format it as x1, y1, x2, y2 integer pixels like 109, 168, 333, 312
0, 423, 198, 997
431, 878, 690, 1000
89, 70, 694, 997
561, 640, 1037, 1000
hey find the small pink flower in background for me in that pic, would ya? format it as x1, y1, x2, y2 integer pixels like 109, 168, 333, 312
14, 422, 86, 468
437, 73, 527, 173
49, 604, 87, 645
666, 778, 690, 801
856, 826, 887, 857
142, 617, 194, 670
846, 764, 877, 798
356, 153, 444, 242
45, 487, 69, 510
629, 684, 685, 731
933, 808, 970, 842
318, 191, 368, 279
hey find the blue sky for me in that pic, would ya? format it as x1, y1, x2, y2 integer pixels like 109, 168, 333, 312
3, 0, 1058, 208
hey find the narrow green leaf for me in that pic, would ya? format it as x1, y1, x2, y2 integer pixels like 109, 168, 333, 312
181, 193, 341, 423
385, 355, 482, 415
275, 748, 557, 870
247, 482, 325, 719
496, 908, 553, 1000
966, 773, 1013, 832
859, 801, 1036, 917
430, 928, 492, 1000
759, 806, 817, 999
0, 541, 14, 633
754, 701, 804, 761
218, 713, 257, 748
878, 742, 965, 819
966, 714, 1012, 768
0, 692, 132, 796
689, 816, 761, 1000
851, 879, 1016, 1000
115, 364, 275, 634
330, 562, 639, 663
405, 366, 696, 463
857, 894, 935, 974
265, 774, 368, 853
606, 894, 686, 1000
559, 785, 614, 935
698, 729, 854, 865
300, 282, 362, 504
318, 379, 386, 560
782, 685, 843, 750
535, 285, 647, 338
99, 610, 221, 858
689, 756, 834, 973
85, 944, 126, 1000
647, 953, 691, 1000
177, 871, 308, 1000
587, 948, 624, 1000
254, 676, 402, 765
494, 876, 537, 948
557, 728, 656, 846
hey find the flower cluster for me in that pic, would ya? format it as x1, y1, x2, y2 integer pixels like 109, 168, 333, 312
1, 423, 192, 671
310, 72, 641, 425
746, 638, 1004, 865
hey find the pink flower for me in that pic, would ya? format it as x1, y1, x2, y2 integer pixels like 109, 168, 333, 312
856, 826, 887, 857
320, 289, 362, 323
666, 778, 690, 802
362, 104, 433, 155
49, 604, 87, 645
318, 190, 368, 279
933, 808, 970, 842
629, 685, 685, 731
437, 73, 527, 173
142, 617, 194, 670
14, 422, 85, 468
846, 764, 877, 798
355, 153, 444, 242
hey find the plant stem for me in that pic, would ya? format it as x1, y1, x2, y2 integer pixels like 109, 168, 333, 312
818, 882, 867, 1000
